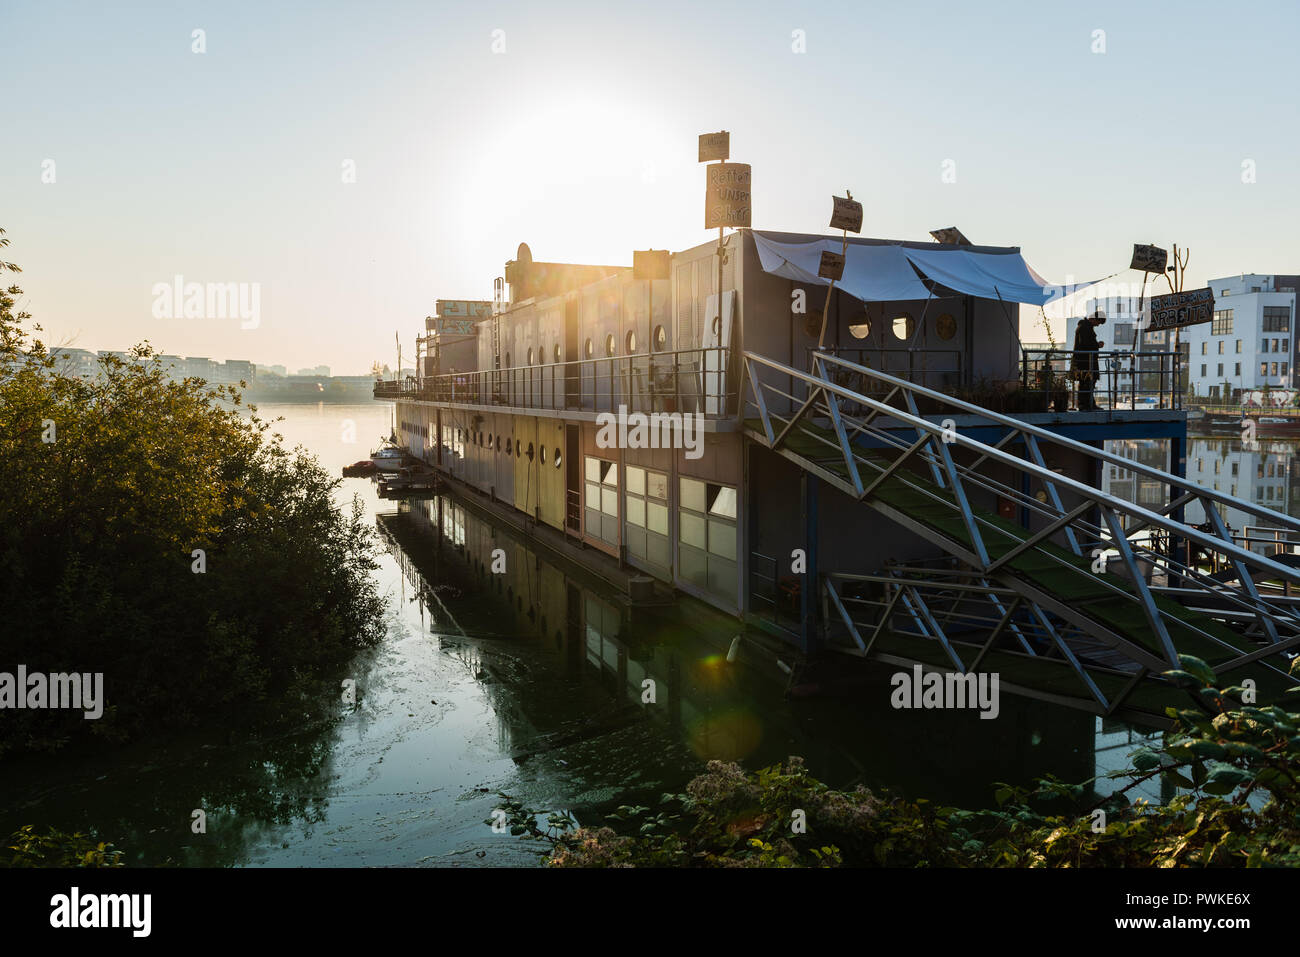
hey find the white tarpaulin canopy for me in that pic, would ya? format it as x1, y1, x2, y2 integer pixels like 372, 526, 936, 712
752, 230, 1101, 307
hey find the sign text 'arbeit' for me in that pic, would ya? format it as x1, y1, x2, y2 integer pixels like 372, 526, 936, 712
705, 163, 752, 229
1144, 287, 1215, 331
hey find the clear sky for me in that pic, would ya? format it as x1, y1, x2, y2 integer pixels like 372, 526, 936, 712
4, 0, 1298, 372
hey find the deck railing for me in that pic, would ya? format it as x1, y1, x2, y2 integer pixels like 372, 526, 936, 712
375, 347, 737, 417
1019, 349, 1182, 410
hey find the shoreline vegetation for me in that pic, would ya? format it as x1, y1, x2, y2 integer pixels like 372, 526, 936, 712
0, 227, 385, 758
492, 660, 1299, 868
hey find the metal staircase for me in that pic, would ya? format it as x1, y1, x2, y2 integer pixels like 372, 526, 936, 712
742, 350, 1300, 721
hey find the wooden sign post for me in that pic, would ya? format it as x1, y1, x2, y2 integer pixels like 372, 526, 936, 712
700, 132, 750, 371
817, 191, 861, 350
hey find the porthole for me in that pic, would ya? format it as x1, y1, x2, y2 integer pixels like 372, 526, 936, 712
540, 446, 548, 465
892, 314, 914, 340
505, 352, 511, 369
653, 325, 667, 351
527, 442, 535, 461
585, 338, 593, 359
516, 441, 522, 458
626, 330, 637, 353
495, 435, 501, 452
936, 313, 957, 341
554, 450, 562, 469
486, 432, 492, 448
506, 438, 512, 454
553, 344, 561, 363
527, 347, 534, 365
605, 333, 616, 356
849, 320, 871, 339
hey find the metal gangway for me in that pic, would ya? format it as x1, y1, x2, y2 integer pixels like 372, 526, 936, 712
742, 350, 1300, 721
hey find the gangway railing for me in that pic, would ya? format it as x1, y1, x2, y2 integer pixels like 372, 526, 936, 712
742, 349, 1300, 716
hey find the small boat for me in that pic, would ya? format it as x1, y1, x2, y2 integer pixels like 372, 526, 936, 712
370, 445, 408, 472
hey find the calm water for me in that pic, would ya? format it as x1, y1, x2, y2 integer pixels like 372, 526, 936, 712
3, 403, 1233, 867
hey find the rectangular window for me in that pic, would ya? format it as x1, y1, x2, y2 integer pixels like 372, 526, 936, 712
1211, 310, 1234, 335
1236, 339, 1242, 353
1263, 306, 1291, 332
1201, 342, 1207, 355
1217, 363, 1223, 376
1262, 362, 1269, 376
1201, 364, 1207, 377
1235, 363, 1241, 375
1272, 362, 1279, 376
1218, 340, 1224, 354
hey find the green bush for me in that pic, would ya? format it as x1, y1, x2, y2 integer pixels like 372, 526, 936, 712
498, 655, 1300, 867
3, 825, 124, 868
0, 228, 386, 756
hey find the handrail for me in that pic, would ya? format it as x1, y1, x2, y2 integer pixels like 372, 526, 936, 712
743, 349, 1300, 584
803, 350, 1300, 536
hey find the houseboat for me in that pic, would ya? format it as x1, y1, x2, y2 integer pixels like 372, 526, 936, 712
376, 228, 1299, 721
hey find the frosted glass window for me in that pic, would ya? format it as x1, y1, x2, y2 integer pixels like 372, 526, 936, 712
627, 466, 645, 496
681, 477, 706, 513
680, 512, 706, 548
647, 502, 668, 535
626, 496, 645, 527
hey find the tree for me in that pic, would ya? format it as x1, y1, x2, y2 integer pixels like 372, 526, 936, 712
0, 228, 386, 755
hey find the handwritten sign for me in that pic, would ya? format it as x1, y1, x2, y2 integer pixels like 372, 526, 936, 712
1130, 244, 1169, 274
698, 131, 730, 163
1145, 287, 1215, 331
436, 300, 492, 319
633, 249, 670, 280
818, 250, 845, 281
705, 163, 752, 229
830, 196, 863, 233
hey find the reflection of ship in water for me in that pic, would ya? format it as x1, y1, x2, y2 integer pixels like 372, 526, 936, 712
374, 490, 1152, 810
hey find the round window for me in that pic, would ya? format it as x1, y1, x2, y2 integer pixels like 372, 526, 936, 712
486, 432, 493, 448
516, 441, 521, 458
554, 450, 562, 469
504, 352, 511, 369
626, 330, 637, 353
527, 442, 534, 460
605, 334, 616, 356
506, 438, 512, 454
540, 446, 548, 464
653, 325, 667, 351
495, 435, 501, 452
527, 348, 534, 365
849, 320, 871, 339
553, 343, 561, 363
892, 314, 914, 340
585, 338, 593, 359
936, 314, 957, 341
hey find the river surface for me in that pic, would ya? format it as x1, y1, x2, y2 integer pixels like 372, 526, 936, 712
5, 405, 1268, 867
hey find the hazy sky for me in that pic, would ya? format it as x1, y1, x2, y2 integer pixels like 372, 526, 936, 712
4, 0, 1299, 372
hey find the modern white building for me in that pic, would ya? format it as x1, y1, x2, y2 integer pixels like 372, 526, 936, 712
1181, 274, 1296, 401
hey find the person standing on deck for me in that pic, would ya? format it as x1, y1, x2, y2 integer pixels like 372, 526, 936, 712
1072, 310, 1106, 411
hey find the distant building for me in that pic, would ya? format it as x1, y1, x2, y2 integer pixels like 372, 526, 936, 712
221, 360, 255, 384
297, 365, 330, 377
49, 347, 98, 379
1182, 274, 1296, 401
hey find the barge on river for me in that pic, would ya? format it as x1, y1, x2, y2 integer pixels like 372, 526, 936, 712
376, 230, 1300, 723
